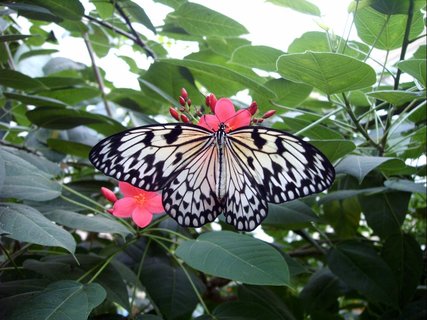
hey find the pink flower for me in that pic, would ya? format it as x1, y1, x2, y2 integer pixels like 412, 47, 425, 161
101, 187, 117, 203
198, 98, 251, 133
102, 182, 164, 228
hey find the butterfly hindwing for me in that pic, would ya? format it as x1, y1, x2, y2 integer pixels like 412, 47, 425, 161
228, 126, 335, 204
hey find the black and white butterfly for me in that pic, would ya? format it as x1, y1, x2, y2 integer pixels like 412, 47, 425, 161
89, 123, 335, 231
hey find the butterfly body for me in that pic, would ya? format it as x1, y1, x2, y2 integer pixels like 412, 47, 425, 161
90, 123, 335, 231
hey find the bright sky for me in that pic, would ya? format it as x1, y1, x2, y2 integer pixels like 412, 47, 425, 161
18, 0, 356, 89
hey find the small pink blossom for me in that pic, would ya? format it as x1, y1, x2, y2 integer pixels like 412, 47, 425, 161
102, 182, 164, 228
101, 187, 117, 203
197, 98, 251, 133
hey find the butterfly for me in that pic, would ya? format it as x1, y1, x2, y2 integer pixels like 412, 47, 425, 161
89, 116, 335, 231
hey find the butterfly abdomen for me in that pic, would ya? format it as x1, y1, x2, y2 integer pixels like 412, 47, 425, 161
215, 127, 227, 201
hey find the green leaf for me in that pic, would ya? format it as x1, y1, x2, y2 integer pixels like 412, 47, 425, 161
397, 59, 426, 87
176, 231, 289, 286
230, 45, 285, 72
37, 87, 100, 105
335, 155, 398, 183
36, 76, 85, 89
47, 139, 92, 158
8, 280, 105, 320
310, 140, 356, 162
207, 37, 251, 58
141, 257, 205, 319
28, 0, 84, 21
18, 49, 58, 61
0, 148, 61, 201
278, 116, 343, 140
90, 0, 114, 18
43, 210, 131, 239
0, 204, 76, 253
354, 7, 424, 50
4, 92, 67, 107
4, 3, 62, 23
300, 268, 345, 313
381, 234, 423, 305
328, 241, 398, 306
277, 52, 376, 94
288, 31, 369, 60
0, 279, 49, 297
266, 0, 320, 16
369, 0, 427, 14
26, 106, 126, 136
88, 24, 110, 58
213, 301, 285, 320
384, 178, 426, 194
0, 34, 32, 42
166, 2, 248, 37
121, 0, 156, 34
161, 58, 276, 99
366, 90, 425, 106
359, 191, 410, 238
0, 69, 47, 91
265, 201, 318, 228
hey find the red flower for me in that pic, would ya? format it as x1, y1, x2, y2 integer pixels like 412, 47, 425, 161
198, 98, 251, 133
102, 182, 164, 228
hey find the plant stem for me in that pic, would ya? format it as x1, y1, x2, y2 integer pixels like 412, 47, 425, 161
295, 107, 344, 136
2, 41, 16, 70
83, 32, 112, 117
341, 93, 381, 151
113, 2, 156, 59
61, 183, 105, 209
130, 238, 150, 311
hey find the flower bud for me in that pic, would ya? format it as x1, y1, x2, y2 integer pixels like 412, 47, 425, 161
206, 93, 217, 112
180, 88, 188, 100
179, 96, 186, 106
169, 107, 180, 121
180, 114, 190, 123
187, 98, 192, 107
101, 187, 117, 203
247, 101, 258, 115
262, 110, 276, 119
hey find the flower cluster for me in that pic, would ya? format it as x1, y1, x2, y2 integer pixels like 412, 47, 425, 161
101, 182, 164, 228
169, 88, 276, 132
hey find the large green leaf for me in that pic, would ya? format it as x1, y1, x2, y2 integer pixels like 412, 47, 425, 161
26, 106, 126, 136
0, 148, 61, 201
26, 0, 84, 20
0, 204, 75, 253
384, 178, 426, 194
141, 257, 205, 320
120, 0, 156, 33
4, 3, 62, 23
397, 59, 426, 87
335, 155, 399, 183
8, 280, 105, 320
328, 241, 398, 306
367, 90, 425, 106
161, 58, 276, 99
0, 69, 47, 91
358, 191, 410, 238
265, 201, 318, 228
266, 0, 320, 16
230, 45, 285, 72
212, 301, 285, 320
37, 87, 100, 105
43, 210, 131, 239
381, 234, 423, 305
310, 140, 356, 162
176, 231, 289, 286
166, 2, 248, 37
277, 52, 376, 94
354, 6, 424, 50
4, 92, 67, 107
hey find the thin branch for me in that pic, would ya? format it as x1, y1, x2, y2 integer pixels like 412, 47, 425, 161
2, 41, 16, 70
113, 2, 156, 59
0, 140, 41, 155
84, 14, 138, 42
83, 32, 112, 117
341, 93, 381, 151
294, 230, 327, 255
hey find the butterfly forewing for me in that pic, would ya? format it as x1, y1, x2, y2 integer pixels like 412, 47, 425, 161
228, 126, 335, 204
89, 124, 213, 191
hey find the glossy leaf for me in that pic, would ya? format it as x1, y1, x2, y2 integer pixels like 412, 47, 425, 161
28, 0, 84, 20
328, 241, 398, 306
167, 2, 248, 37
230, 45, 285, 72
8, 280, 105, 320
121, 0, 156, 33
0, 204, 76, 253
384, 179, 426, 194
161, 58, 276, 99
397, 59, 426, 87
3, 3, 62, 23
176, 231, 289, 286
4, 92, 67, 107
310, 140, 356, 162
141, 257, 205, 320
47, 139, 92, 158
354, 7, 424, 50
43, 210, 131, 239
0, 148, 61, 201
0, 69, 47, 91
277, 52, 376, 94
335, 155, 398, 183
358, 191, 410, 238
265, 201, 318, 228
266, 0, 320, 16
367, 90, 425, 106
